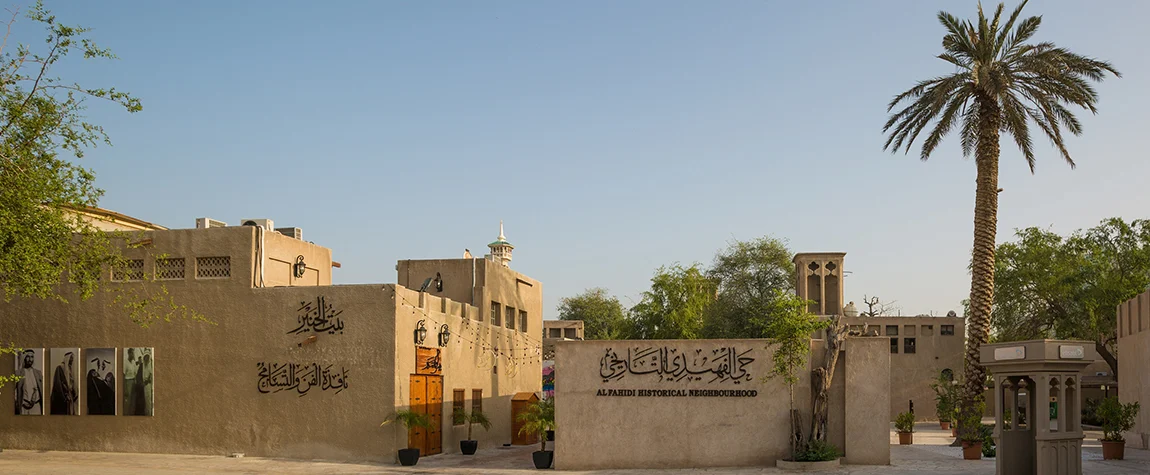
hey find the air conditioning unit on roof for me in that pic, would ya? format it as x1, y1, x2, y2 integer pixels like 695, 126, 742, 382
275, 227, 303, 240
240, 218, 274, 230
195, 217, 227, 229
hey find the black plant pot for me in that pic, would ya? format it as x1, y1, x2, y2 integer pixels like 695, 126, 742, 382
398, 448, 421, 466
532, 450, 554, 469
546, 430, 555, 441
460, 440, 478, 455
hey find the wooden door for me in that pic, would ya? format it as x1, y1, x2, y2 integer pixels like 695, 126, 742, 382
408, 375, 427, 452
407, 374, 443, 456
425, 375, 443, 455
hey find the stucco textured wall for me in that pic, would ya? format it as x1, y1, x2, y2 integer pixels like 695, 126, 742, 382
1117, 290, 1149, 449
554, 338, 889, 470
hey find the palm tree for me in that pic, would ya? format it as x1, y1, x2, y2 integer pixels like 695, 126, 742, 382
883, 0, 1119, 441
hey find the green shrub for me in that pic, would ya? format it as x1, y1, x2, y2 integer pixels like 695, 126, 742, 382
979, 423, 996, 457
1097, 397, 1140, 442
796, 440, 841, 462
895, 411, 915, 433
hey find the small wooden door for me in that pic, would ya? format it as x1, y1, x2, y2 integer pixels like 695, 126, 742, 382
511, 392, 540, 445
408, 374, 443, 456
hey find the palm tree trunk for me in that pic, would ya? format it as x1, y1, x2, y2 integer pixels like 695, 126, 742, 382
960, 96, 1001, 441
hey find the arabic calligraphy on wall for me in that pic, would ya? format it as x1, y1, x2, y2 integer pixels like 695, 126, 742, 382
599, 346, 754, 384
289, 296, 345, 335
257, 362, 350, 396
416, 347, 442, 375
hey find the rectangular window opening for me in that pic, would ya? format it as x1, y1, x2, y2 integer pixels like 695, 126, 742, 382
890, 337, 899, 354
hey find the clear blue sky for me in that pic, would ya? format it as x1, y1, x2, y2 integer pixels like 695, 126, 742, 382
38, 1, 1150, 318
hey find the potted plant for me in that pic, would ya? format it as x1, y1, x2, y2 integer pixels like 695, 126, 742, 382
452, 407, 491, 455
895, 411, 915, 445
1097, 396, 1140, 460
958, 401, 986, 460
930, 374, 958, 430
516, 398, 555, 469
381, 409, 431, 466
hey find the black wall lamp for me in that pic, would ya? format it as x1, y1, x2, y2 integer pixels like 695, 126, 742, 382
414, 320, 428, 346
437, 324, 450, 347
293, 255, 307, 278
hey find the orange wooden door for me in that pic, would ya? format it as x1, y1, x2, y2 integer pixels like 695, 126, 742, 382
425, 376, 443, 455
408, 375, 427, 452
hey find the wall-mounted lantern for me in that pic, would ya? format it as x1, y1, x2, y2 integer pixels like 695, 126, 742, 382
414, 320, 428, 346
437, 324, 450, 347
293, 255, 307, 278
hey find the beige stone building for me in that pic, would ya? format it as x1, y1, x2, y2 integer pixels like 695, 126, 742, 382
1117, 289, 1150, 449
794, 252, 965, 422
0, 209, 543, 462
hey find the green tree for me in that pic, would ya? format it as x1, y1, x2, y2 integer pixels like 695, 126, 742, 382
991, 218, 1150, 375
703, 236, 795, 338
759, 292, 823, 459
0, 1, 140, 303
626, 264, 716, 340
883, 0, 1120, 441
555, 288, 627, 340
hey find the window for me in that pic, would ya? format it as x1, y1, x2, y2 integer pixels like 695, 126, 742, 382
922, 325, 934, 336
564, 328, 577, 339
453, 389, 465, 425
472, 389, 482, 414
519, 310, 527, 333
904, 337, 917, 354
155, 258, 185, 280
196, 256, 231, 279
886, 325, 898, 336
864, 327, 880, 337
112, 259, 145, 281
904, 325, 916, 337
549, 328, 561, 338
890, 338, 899, 354
491, 302, 501, 326
506, 306, 516, 329
849, 325, 863, 334
941, 325, 955, 336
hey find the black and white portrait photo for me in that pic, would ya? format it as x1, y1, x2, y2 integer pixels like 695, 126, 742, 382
123, 347, 153, 416
85, 348, 116, 415
49, 348, 80, 415
14, 348, 44, 415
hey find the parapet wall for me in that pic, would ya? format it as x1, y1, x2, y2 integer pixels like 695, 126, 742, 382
553, 337, 890, 470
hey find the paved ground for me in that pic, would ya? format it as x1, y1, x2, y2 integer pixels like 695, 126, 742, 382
1, 422, 1148, 474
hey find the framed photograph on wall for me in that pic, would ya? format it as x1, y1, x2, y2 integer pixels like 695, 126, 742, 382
123, 347, 153, 416
48, 348, 80, 415
14, 348, 44, 415
85, 348, 117, 415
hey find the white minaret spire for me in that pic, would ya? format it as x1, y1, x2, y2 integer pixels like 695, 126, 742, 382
487, 220, 514, 267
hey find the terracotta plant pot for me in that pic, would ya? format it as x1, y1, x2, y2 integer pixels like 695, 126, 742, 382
951, 427, 957, 437
1101, 440, 1125, 460
962, 441, 982, 460
940, 421, 951, 430
898, 432, 913, 445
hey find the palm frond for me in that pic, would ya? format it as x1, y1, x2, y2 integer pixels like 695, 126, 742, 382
1000, 93, 1036, 171
994, 0, 1030, 58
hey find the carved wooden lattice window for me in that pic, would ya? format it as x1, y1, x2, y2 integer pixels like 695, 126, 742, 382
155, 258, 185, 280
519, 310, 527, 333
472, 389, 482, 414
112, 259, 145, 282
196, 256, 231, 279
